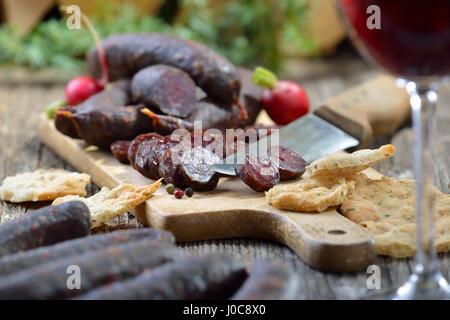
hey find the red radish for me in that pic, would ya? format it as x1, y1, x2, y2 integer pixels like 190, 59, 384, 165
61, 6, 109, 105
65, 77, 103, 105
252, 67, 310, 125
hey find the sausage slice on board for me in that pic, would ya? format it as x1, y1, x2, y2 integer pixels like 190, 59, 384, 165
158, 144, 189, 188
180, 147, 220, 191
269, 146, 307, 181
110, 140, 131, 164
235, 154, 280, 192
134, 138, 166, 180
127, 133, 163, 167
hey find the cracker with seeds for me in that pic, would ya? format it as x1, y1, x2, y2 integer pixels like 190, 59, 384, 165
266, 145, 395, 212
340, 173, 450, 257
0, 169, 90, 203
266, 177, 355, 212
304, 144, 395, 179
53, 180, 162, 228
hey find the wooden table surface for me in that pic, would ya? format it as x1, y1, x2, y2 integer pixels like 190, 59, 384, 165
0, 50, 449, 299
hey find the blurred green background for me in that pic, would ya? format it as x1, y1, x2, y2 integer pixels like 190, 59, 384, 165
0, 0, 346, 76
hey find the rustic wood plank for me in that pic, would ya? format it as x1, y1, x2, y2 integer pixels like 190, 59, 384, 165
0, 52, 448, 298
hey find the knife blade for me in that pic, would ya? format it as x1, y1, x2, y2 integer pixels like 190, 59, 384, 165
212, 75, 410, 176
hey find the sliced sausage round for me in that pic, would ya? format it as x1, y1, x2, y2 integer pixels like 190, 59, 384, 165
269, 146, 307, 181
127, 133, 163, 167
158, 144, 189, 188
235, 154, 280, 192
180, 147, 220, 191
110, 140, 131, 164
134, 138, 165, 180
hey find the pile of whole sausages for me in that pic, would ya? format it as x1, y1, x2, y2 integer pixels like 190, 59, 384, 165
0, 202, 299, 299
54, 33, 262, 150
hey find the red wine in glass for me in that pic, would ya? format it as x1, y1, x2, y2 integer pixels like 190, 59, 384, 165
337, 0, 450, 299
340, 0, 450, 78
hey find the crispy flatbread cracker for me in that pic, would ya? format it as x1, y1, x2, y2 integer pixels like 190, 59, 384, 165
0, 169, 90, 203
53, 180, 162, 228
340, 173, 450, 257
266, 177, 355, 212
305, 144, 395, 178
266, 144, 395, 213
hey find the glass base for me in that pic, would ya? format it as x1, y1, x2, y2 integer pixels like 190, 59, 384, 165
365, 273, 450, 300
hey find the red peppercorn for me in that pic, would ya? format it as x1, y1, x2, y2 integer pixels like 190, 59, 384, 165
174, 189, 184, 199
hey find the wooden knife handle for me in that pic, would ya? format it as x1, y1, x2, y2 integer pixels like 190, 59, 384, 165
314, 75, 410, 148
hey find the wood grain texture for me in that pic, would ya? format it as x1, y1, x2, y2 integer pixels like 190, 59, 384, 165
1, 52, 449, 298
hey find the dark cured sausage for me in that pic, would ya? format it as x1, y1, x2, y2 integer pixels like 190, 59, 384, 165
54, 80, 154, 150
151, 66, 265, 133
55, 80, 130, 141
110, 140, 131, 164
231, 259, 299, 300
127, 132, 163, 167
0, 240, 182, 299
134, 138, 165, 180
0, 228, 174, 276
269, 146, 307, 181
54, 106, 80, 139
142, 99, 246, 135
158, 145, 189, 188
131, 65, 197, 118
180, 147, 220, 191
87, 33, 241, 107
76, 254, 247, 300
235, 154, 280, 192
0, 201, 91, 257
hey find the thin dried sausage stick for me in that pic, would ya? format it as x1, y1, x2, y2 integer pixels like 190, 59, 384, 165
231, 259, 299, 300
0, 201, 91, 257
0, 228, 174, 276
76, 254, 247, 300
0, 240, 182, 299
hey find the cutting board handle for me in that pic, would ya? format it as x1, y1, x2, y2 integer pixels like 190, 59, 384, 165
142, 200, 377, 272
314, 75, 410, 148
280, 210, 376, 272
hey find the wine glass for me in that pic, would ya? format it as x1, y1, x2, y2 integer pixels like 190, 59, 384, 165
336, 0, 450, 299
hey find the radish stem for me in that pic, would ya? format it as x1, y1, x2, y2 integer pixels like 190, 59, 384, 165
59, 6, 109, 85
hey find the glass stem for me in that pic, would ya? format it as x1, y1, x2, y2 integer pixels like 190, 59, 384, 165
407, 82, 438, 279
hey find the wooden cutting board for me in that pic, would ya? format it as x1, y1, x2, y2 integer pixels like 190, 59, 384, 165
38, 115, 379, 273
37, 74, 410, 272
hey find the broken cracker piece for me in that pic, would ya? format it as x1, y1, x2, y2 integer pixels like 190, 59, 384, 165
305, 144, 395, 179
266, 177, 355, 212
52, 180, 162, 228
340, 173, 450, 258
0, 169, 90, 203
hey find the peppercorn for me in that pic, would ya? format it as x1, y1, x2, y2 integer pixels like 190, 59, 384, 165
174, 189, 184, 199
165, 183, 175, 194
184, 188, 194, 197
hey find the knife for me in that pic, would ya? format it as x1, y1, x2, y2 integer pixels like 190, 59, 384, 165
213, 75, 410, 176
